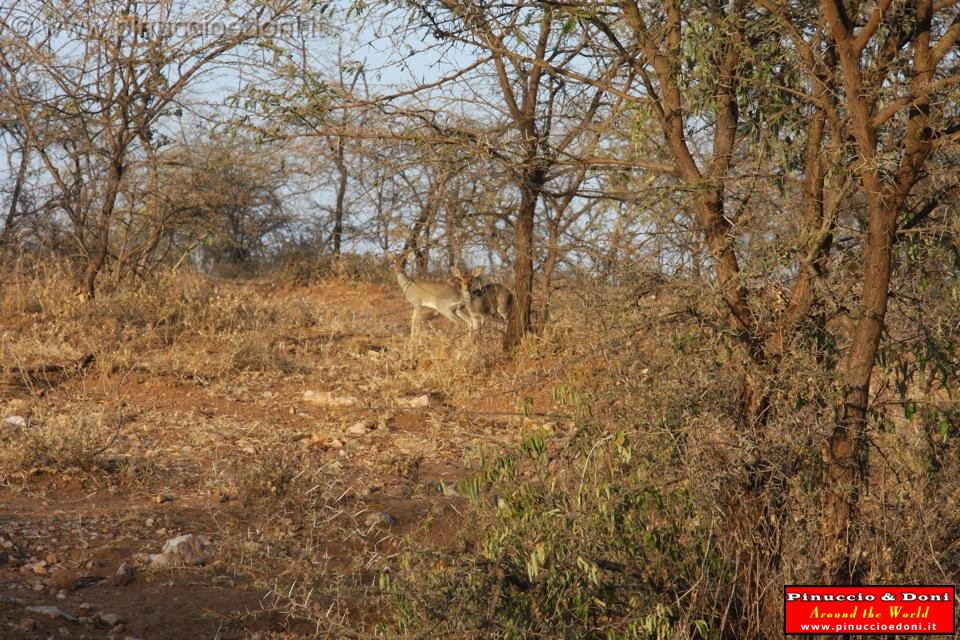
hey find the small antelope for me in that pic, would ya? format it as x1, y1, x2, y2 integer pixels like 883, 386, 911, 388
391, 251, 468, 336
451, 266, 513, 331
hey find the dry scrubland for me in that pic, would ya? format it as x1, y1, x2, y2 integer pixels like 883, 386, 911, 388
2, 1, 958, 636
1, 261, 957, 639
0, 260, 615, 639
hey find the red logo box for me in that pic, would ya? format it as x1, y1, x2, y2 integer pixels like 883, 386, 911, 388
784, 585, 955, 635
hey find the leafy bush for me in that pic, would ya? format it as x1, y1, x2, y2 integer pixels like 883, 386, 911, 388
388, 405, 726, 639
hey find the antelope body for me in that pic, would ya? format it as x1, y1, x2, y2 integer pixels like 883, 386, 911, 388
452, 266, 513, 331
391, 251, 468, 336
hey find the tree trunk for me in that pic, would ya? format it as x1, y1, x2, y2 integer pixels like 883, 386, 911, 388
822, 203, 896, 582
416, 210, 434, 275
402, 203, 435, 277
602, 210, 623, 284
444, 200, 459, 270
535, 217, 560, 334
503, 169, 542, 350
332, 136, 347, 256
82, 158, 124, 299
415, 241, 429, 276
0, 145, 29, 248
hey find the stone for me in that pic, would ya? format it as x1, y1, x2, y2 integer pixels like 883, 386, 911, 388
302, 390, 357, 407
346, 419, 373, 436
385, 482, 412, 498
110, 562, 135, 586
2, 415, 27, 429
363, 511, 397, 528
149, 534, 208, 566
423, 480, 457, 496
398, 394, 431, 408
97, 612, 123, 626
307, 434, 344, 451
26, 605, 77, 621
49, 568, 77, 591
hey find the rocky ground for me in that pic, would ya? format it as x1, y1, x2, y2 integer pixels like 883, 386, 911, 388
0, 277, 559, 639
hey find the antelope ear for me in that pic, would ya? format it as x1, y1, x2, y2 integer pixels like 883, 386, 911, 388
471, 267, 484, 278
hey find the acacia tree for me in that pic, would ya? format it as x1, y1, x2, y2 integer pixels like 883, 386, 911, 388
0, 0, 300, 297
153, 135, 296, 271
0, 124, 31, 248
546, 0, 958, 631
796, 0, 959, 583
394, 1, 625, 348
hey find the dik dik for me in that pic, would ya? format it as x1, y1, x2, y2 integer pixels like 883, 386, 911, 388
391, 250, 470, 336
451, 266, 513, 331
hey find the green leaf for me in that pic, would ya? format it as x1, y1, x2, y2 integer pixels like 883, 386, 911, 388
904, 400, 917, 421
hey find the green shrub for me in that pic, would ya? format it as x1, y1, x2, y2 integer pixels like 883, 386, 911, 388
387, 414, 725, 639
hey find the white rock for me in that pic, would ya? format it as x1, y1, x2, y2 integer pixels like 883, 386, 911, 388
112, 562, 135, 585
398, 394, 430, 408
149, 534, 208, 566
147, 553, 170, 566
302, 390, 357, 407
346, 420, 372, 436
2, 415, 27, 429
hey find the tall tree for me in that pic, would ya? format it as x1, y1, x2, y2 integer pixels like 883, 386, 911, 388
563, 0, 958, 629
403, 0, 623, 348
0, 0, 300, 297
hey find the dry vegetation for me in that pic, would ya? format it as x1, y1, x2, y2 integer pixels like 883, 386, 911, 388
0, 261, 586, 638
2, 258, 957, 639
2, 0, 959, 638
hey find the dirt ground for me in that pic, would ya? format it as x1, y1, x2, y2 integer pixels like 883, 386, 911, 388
0, 277, 560, 639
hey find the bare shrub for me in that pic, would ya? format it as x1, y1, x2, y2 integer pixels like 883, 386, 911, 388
0, 410, 118, 478
382, 259, 960, 638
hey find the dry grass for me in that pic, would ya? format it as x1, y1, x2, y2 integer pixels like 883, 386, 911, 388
4, 263, 953, 638
0, 263, 573, 635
